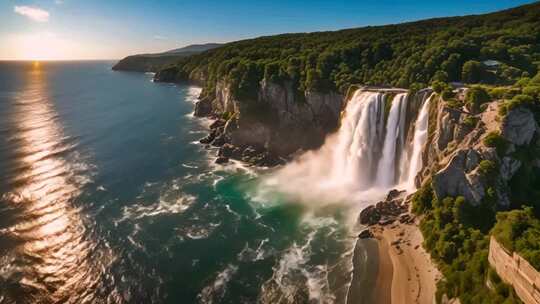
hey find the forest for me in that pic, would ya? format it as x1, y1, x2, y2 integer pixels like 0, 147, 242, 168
158, 2, 540, 103
156, 3, 540, 303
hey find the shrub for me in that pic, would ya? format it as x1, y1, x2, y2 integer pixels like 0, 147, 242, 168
417, 194, 510, 303
478, 160, 498, 177
515, 77, 531, 87
492, 207, 540, 270
463, 116, 479, 128
488, 87, 520, 100
432, 80, 447, 94
500, 94, 537, 116
531, 72, 540, 85
442, 88, 455, 100
465, 87, 491, 113
462, 60, 484, 83
446, 99, 463, 109
483, 131, 508, 156
412, 182, 434, 214
432, 70, 449, 82
523, 86, 540, 100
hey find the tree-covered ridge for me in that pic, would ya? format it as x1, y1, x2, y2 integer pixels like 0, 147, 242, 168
159, 2, 540, 99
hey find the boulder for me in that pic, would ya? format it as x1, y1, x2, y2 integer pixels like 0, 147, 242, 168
386, 189, 406, 201
199, 131, 216, 144
465, 149, 480, 172
218, 143, 235, 158
501, 107, 538, 146
211, 134, 227, 147
194, 97, 213, 117
358, 229, 374, 239
242, 146, 259, 158
500, 157, 522, 181
432, 150, 484, 205
209, 119, 226, 129
215, 156, 229, 164
358, 206, 381, 226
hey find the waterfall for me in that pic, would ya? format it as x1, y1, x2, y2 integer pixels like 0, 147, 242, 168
331, 91, 386, 190
267, 89, 432, 205
375, 93, 408, 188
403, 93, 434, 190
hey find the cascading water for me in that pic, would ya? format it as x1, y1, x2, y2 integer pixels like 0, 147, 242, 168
268, 89, 433, 204
260, 88, 433, 304
402, 93, 434, 190
375, 93, 408, 188
331, 91, 386, 189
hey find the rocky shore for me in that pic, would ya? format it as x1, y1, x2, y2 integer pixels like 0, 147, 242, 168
197, 116, 287, 167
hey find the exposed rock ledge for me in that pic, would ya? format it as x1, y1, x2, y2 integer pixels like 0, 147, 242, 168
192, 78, 344, 166
418, 95, 539, 207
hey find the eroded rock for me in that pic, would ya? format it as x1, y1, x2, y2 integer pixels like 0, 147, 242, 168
501, 107, 538, 146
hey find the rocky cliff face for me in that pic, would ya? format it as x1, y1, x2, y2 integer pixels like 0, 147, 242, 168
418, 94, 539, 206
193, 78, 344, 164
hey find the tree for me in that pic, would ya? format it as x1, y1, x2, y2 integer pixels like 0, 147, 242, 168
462, 60, 484, 83
441, 53, 462, 81
465, 87, 490, 113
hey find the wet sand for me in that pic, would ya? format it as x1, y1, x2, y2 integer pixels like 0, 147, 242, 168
371, 221, 441, 304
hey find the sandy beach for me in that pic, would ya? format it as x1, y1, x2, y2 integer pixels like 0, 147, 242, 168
371, 220, 441, 304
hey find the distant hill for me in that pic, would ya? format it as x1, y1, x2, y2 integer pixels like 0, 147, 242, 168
112, 43, 222, 72
165, 43, 223, 54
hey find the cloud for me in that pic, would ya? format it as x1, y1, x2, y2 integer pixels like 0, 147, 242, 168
14, 6, 50, 22
55, 0, 64, 4
153, 35, 168, 40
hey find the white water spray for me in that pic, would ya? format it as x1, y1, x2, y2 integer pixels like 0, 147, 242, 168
375, 93, 408, 188
403, 93, 434, 190
264, 89, 432, 206
331, 91, 386, 190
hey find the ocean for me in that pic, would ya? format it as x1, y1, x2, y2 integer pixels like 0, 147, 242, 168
0, 61, 358, 304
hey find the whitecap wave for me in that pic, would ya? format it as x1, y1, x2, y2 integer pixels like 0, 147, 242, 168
119, 195, 195, 222
237, 238, 273, 262
198, 264, 238, 304
259, 214, 341, 304
185, 86, 202, 104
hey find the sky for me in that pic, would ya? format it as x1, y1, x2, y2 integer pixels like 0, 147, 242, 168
0, 0, 536, 60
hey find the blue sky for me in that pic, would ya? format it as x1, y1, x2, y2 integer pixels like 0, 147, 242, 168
0, 0, 535, 60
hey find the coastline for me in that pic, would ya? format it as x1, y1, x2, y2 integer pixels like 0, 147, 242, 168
371, 220, 441, 304
154, 77, 442, 303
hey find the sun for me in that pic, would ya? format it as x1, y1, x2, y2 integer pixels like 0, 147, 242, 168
18, 33, 62, 60
10, 32, 81, 60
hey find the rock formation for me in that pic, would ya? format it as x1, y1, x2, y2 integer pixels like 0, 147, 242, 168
419, 95, 539, 207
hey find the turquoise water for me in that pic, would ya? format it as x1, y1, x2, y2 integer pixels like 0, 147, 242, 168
0, 61, 357, 303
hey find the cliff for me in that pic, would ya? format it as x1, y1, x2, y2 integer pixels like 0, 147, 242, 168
489, 237, 540, 304
187, 77, 344, 165
418, 92, 539, 207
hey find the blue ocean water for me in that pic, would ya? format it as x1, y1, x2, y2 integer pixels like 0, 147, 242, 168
0, 61, 354, 304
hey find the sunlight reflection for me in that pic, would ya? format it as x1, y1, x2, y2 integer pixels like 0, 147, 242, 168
0, 61, 114, 302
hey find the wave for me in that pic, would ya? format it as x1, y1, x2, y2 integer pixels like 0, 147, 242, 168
258, 214, 344, 304
185, 86, 202, 104
198, 264, 238, 304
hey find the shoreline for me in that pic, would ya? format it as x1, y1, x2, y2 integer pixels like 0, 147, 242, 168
185, 82, 441, 303
371, 220, 441, 304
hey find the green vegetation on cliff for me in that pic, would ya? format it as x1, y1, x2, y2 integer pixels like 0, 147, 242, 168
412, 186, 521, 304
492, 207, 540, 270
158, 2, 540, 102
